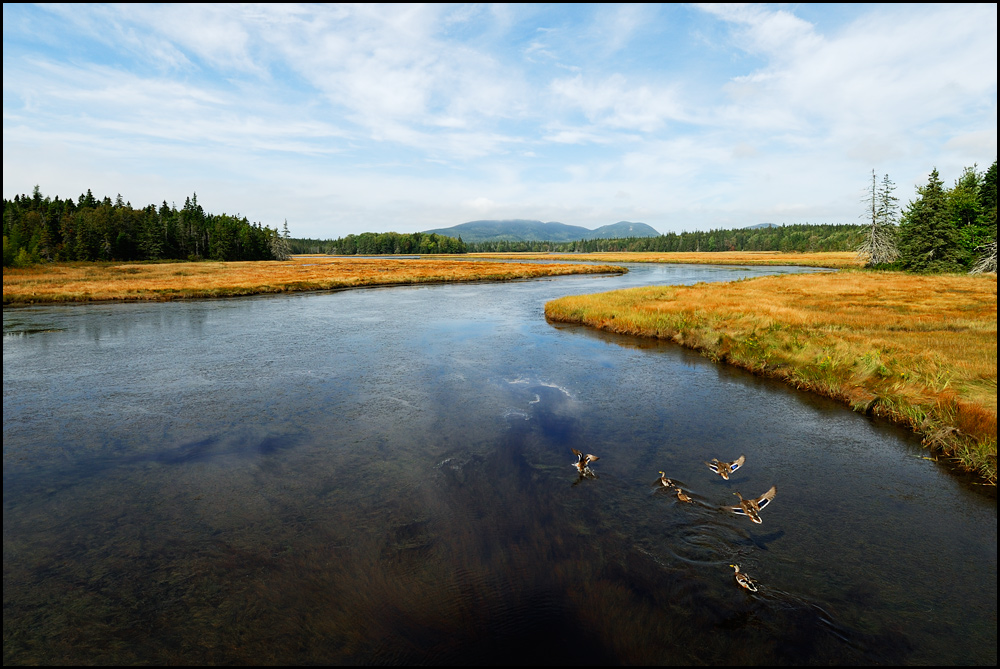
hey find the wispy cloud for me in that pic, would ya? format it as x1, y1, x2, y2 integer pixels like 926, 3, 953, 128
3, 3, 995, 237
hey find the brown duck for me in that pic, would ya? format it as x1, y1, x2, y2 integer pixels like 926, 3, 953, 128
572, 448, 599, 474
706, 455, 745, 480
728, 485, 776, 524
730, 564, 758, 592
656, 471, 676, 488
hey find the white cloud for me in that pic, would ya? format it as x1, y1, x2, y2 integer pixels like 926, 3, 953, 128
550, 73, 688, 133
3, 4, 996, 238
710, 4, 997, 140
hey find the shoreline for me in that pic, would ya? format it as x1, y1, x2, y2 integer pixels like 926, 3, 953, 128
7, 255, 994, 484
2, 257, 626, 307
545, 270, 997, 486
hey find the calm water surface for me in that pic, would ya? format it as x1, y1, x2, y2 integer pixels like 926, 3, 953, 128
3, 263, 996, 665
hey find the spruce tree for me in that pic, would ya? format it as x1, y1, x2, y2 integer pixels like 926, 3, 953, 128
898, 168, 965, 272
949, 165, 985, 261
970, 160, 997, 273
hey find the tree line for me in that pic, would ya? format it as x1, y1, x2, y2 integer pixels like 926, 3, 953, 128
3, 187, 291, 267
464, 223, 867, 253
288, 231, 467, 255
9, 160, 992, 273
857, 160, 996, 273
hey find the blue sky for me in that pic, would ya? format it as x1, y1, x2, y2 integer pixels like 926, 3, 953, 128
3, 3, 996, 239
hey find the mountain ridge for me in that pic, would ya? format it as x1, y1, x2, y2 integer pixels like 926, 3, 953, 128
421, 219, 661, 243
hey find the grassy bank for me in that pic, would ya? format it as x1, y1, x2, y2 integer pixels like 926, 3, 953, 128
545, 270, 997, 484
469, 251, 864, 269
2, 256, 625, 306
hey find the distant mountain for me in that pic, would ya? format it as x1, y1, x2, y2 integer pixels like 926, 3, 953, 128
746, 223, 779, 229
589, 221, 661, 239
421, 219, 661, 243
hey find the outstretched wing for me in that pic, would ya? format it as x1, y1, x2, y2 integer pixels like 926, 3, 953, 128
705, 460, 721, 474
571, 448, 583, 462
585, 454, 600, 465
755, 485, 777, 509
728, 455, 746, 473
729, 505, 748, 515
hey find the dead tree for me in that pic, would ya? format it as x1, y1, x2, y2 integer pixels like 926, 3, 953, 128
268, 228, 291, 260
856, 171, 900, 266
970, 241, 997, 274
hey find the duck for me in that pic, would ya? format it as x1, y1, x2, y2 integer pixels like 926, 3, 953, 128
728, 485, 776, 524
730, 564, 758, 592
675, 487, 693, 503
572, 448, 599, 474
656, 471, 676, 488
705, 455, 745, 480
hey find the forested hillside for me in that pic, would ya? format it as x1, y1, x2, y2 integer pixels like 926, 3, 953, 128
420, 219, 661, 243
3, 188, 290, 266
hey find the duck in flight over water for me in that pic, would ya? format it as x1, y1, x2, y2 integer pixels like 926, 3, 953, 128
728, 485, 776, 524
572, 448, 599, 475
706, 455, 745, 480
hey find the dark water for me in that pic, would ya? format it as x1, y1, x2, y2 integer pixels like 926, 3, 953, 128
3, 263, 996, 665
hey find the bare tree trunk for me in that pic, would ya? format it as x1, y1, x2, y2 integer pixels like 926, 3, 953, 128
970, 241, 997, 274
856, 223, 900, 266
856, 171, 899, 267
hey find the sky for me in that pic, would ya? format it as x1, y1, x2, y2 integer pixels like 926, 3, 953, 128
3, 3, 997, 239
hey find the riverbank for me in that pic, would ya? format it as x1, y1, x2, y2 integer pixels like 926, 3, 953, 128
468, 250, 864, 269
2, 257, 626, 306
545, 270, 997, 484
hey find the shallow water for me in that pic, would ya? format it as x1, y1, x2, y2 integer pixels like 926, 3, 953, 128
3, 263, 996, 665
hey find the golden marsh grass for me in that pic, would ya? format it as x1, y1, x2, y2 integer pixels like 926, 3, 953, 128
469, 251, 864, 269
2, 257, 626, 306
545, 271, 997, 484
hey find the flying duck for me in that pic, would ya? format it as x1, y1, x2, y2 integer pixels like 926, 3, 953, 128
728, 485, 776, 524
706, 455, 745, 480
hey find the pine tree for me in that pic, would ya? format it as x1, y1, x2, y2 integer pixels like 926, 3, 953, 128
898, 168, 965, 272
969, 160, 997, 274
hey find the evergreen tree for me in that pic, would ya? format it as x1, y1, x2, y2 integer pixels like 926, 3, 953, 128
898, 168, 965, 272
949, 165, 986, 260
2, 187, 291, 265
979, 160, 997, 216
970, 160, 997, 273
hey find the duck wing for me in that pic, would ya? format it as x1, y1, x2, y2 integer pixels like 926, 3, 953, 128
755, 485, 777, 509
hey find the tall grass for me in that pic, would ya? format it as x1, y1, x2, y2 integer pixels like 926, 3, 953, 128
2, 257, 626, 305
546, 270, 997, 484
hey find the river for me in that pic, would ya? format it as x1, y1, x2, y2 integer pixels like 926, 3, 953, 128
3, 262, 996, 665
